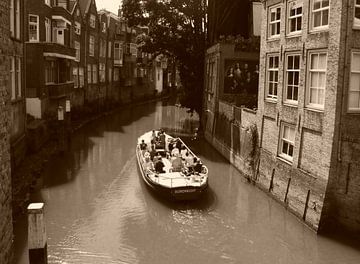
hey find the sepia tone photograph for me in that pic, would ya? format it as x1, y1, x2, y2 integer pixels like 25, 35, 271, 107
1, 0, 360, 264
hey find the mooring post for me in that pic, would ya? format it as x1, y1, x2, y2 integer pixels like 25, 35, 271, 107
28, 203, 47, 264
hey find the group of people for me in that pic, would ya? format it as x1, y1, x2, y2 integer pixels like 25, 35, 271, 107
224, 62, 259, 94
140, 130, 203, 175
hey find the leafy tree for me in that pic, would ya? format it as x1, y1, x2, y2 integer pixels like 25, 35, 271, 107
122, 0, 207, 115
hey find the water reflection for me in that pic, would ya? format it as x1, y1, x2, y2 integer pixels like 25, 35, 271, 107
13, 100, 360, 264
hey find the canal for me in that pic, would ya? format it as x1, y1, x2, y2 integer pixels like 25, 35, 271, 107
13, 100, 360, 264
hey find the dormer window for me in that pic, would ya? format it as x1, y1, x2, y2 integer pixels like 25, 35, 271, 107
90, 14, 96, 28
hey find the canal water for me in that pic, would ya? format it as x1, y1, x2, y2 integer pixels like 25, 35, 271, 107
13, 100, 360, 264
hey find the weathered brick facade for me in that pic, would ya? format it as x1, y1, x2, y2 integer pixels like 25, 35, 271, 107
0, 1, 14, 263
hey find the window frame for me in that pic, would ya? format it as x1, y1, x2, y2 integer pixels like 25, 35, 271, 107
74, 41, 80, 62
306, 50, 327, 110
310, 0, 330, 32
28, 14, 39, 42
89, 35, 95, 56
73, 66, 79, 88
287, 0, 302, 36
268, 4, 282, 39
89, 14, 96, 28
284, 53, 301, 105
79, 67, 84, 88
10, 57, 16, 100
348, 51, 360, 112
75, 21, 81, 35
16, 57, 21, 97
45, 0, 51, 7
266, 54, 280, 101
45, 17, 51, 42
278, 123, 296, 162
92, 64, 97, 83
354, 0, 360, 29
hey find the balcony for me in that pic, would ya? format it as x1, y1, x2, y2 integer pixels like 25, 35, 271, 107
27, 42, 75, 59
47, 82, 74, 99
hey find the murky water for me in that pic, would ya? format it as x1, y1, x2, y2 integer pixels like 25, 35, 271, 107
13, 100, 360, 264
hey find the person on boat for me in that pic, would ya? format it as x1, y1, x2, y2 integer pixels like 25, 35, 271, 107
171, 153, 184, 172
140, 139, 147, 151
151, 130, 157, 141
180, 146, 187, 159
154, 157, 165, 173
158, 131, 166, 149
171, 146, 180, 157
144, 152, 154, 172
175, 139, 182, 150
184, 152, 194, 167
149, 144, 157, 161
194, 158, 203, 174
168, 139, 174, 153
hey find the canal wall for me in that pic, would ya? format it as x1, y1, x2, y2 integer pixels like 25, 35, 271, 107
204, 101, 325, 231
0, 0, 14, 263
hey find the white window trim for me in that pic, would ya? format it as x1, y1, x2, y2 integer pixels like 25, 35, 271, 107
287, 0, 302, 36
306, 50, 327, 111
45, 17, 51, 42
17, 57, 21, 97
90, 14, 96, 28
278, 123, 296, 162
354, 0, 360, 29
75, 21, 81, 35
92, 64, 97, 83
348, 51, 360, 112
268, 4, 282, 39
74, 41, 80, 62
16, 0, 20, 39
87, 64, 92, 84
309, 0, 330, 32
10, 0, 14, 37
45, 0, 51, 7
266, 54, 280, 101
29, 14, 39, 42
284, 53, 301, 105
89, 35, 94, 57
10, 57, 15, 100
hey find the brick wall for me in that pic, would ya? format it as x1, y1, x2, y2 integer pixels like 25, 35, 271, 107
0, 0, 14, 263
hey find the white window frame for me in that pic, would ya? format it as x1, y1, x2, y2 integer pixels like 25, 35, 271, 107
73, 67, 79, 88
45, 0, 51, 7
17, 57, 21, 97
92, 64, 97, 83
10, 0, 14, 37
29, 15, 39, 42
306, 51, 327, 110
89, 14, 96, 28
348, 51, 360, 112
114, 41, 123, 65
75, 21, 81, 35
11, 57, 15, 100
102, 22, 106, 33
99, 63, 105, 82
87, 64, 92, 84
15, 0, 20, 39
268, 5, 281, 38
45, 17, 51, 42
79, 67, 84, 87
89, 35, 94, 56
74, 41, 80, 62
266, 54, 280, 100
310, 0, 330, 31
279, 124, 296, 162
284, 53, 301, 105
354, 0, 360, 29
287, 1, 302, 36
108, 41, 112, 58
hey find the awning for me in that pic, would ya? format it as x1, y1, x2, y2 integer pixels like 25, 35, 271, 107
43, 52, 75, 61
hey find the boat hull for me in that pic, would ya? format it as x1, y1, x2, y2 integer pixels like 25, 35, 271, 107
136, 146, 208, 201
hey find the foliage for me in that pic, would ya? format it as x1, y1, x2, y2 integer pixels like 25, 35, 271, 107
218, 35, 261, 52
122, 0, 207, 115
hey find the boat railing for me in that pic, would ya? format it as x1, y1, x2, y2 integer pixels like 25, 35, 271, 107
150, 173, 206, 188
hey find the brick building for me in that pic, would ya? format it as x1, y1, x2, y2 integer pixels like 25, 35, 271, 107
0, 1, 14, 263
25, 0, 76, 119
257, 0, 360, 233
9, 0, 26, 168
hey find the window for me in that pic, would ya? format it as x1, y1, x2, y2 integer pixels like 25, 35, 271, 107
279, 124, 296, 161
99, 63, 105, 82
16, 0, 20, 39
102, 22, 106, 33
355, 0, 360, 28
269, 5, 281, 38
10, 57, 15, 100
114, 68, 119, 81
114, 42, 123, 65
73, 67, 78, 88
287, 1, 302, 34
29, 15, 39, 42
108, 67, 112, 82
307, 52, 327, 109
17, 57, 21, 97
285, 54, 300, 104
57, 0, 67, 9
108, 41, 112, 58
92, 64, 97, 83
75, 22, 81, 35
87, 64, 92, 84
45, 18, 51, 42
349, 52, 360, 111
89, 14, 96, 28
89, 35, 94, 56
311, 0, 329, 30
10, 0, 14, 37
129, 43, 137, 55
79, 67, 84, 87
100, 39, 106, 57
45, 0, 51, 6
45, 60, 56, 84
75, 41, 80, 61
266, 55, 279, 100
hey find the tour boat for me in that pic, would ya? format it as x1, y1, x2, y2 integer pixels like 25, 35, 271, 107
136, 130, 208, 201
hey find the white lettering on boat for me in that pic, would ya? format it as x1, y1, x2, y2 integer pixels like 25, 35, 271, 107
174, 189, 196, 194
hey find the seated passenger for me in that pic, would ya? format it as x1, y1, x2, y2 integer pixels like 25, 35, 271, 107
140, 139, 147, 151
144, 152, 154, 172
151, 130, 157, 141
158, 131, 166, 149
180, 146, 187, 159
154, 154, 165, 173
184, 152, 194, 167
171, 153, 184, 172
150, 145, 157, 161
171, 145, 179, 157
194, 158, 203, 173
